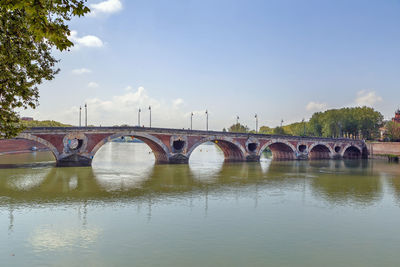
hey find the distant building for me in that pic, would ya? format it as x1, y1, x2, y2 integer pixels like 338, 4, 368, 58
392, 109, 400, 123
21, 117, 34, 121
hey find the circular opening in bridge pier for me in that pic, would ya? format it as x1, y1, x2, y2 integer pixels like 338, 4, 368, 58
335, 146, 341, 153
247, 143, 258, 152
68, 138, 84, 151
298, 145, 307, 153
173, 140, 185, 151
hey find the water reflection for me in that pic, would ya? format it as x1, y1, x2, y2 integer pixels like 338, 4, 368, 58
29, 225, 102, 252
0, 159, 397, 207
1, 144, 400, 266
0, 143, 399, 208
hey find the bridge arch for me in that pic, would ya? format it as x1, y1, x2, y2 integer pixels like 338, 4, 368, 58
341, 144, 362, 159
16, 133, 59, 160
187, 136, 246, 162
90, 132, 170, 163
258, 140, 296, 160
308, 143, 334, 160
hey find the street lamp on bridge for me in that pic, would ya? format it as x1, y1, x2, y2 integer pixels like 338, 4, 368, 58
190, 112, 193, 130
149, 106, 152, 128
205, 110, 208, 131
255, 114, 258, 133
84, 103, 87, 127
79, 106, 82, 127
236, 115, 239, 125
138, 108, 141, 126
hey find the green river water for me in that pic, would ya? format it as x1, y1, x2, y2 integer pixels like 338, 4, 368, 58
1, 142, 400, 266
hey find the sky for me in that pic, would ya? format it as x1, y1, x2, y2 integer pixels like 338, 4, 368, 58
21, 0, 400, 130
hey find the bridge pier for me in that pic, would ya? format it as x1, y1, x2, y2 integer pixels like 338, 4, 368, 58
56, 155, 92, 167
246, 155, 260, 162
168, 154, 189, 164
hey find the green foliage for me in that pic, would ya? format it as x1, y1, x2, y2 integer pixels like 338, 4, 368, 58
0, 1, 89, 138
21, 120, 71, 128
386, 121, 400, 141
228, 123, 249, 133
273, 126, 286, 135
257, 107, 383, 139
259, 126, 273, 134
307, 107, 383, 139
282, 122, 307, 136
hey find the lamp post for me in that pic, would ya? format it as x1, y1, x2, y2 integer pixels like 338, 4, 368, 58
79, 106, 82, 127
205, 110, 208, 131
236, 115, 239, 125
138, 108, 141, 126
280, 119, 283, 128
191, 112, 193, 130
255, 114, 258, 133
149, 106, 151, 128
84, 103, 87, 127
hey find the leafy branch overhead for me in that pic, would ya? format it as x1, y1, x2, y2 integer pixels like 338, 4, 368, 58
0, 0, 90, 138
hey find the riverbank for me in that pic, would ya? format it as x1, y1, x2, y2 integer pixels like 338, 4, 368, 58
0, 139, 49, 155
367, 142, 400, 161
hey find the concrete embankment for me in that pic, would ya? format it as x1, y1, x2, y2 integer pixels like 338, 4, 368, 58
367, 142, 400, 161
0, 139, 49, 155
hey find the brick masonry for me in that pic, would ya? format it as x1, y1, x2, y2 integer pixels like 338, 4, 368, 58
12, 126, 367, 167
367, 142, 400, 157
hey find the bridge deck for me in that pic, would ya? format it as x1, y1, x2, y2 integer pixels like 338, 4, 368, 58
24, 126, 360, 142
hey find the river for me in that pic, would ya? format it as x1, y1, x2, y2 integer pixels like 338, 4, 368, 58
1, 142, 400, 266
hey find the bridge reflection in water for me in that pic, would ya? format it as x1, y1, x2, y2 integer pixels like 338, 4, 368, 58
2, 143, 400, 266
0, 151, 398, 208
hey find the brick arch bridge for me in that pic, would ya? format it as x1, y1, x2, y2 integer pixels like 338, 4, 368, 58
18, 127, 368, 167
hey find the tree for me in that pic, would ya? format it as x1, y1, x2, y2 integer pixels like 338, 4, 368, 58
273, 126, 286, 135
386, 121, 400, 141
259, 126, 273, 134
306, 107, 383, 139
228, 123, 249, 133
282, 122, 306, 136
308, 112, 323, 137
0, 1, 90, 138
21, 119, 71, 128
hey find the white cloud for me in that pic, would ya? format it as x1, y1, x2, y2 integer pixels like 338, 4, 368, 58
355, 90, 383, 106
124, 86, 133, 91
89, 0, 122, 16
173, 98, 184, 109
69, 31, 103, 48
88, 82, 99, 88
72, 68, 92, 75
306, 101, 327, 112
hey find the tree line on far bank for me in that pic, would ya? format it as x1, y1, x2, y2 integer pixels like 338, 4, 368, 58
225, 106, 391, 141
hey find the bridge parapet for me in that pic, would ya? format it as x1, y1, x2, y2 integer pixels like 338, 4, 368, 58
17, 127, 367, 167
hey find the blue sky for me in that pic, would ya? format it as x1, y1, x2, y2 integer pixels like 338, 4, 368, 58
22, 0, 400, 130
